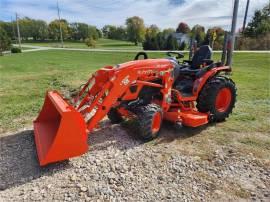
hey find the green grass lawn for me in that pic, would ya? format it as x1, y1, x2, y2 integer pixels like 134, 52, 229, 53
0, 50, 269, 161
22, 38, 143, 50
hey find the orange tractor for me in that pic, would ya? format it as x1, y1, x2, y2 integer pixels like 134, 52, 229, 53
34, 45, 237, 166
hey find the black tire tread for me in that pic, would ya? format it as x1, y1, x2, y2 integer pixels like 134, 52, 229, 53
133, 104, 163, 141
107, 108, 123, 124
197, 75, 237, 122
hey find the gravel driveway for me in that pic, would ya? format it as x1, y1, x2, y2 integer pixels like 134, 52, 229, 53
0, 121, 269, 201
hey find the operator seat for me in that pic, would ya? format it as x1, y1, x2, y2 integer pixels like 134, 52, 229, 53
189, 45, 212, 69
173, 45, 213, 79
173, 46, 213, 96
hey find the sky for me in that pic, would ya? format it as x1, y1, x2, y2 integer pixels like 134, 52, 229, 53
0, 0, 268, 31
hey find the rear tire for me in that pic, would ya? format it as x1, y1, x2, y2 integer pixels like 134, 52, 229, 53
197, 76, 237, 122
107, 108, 123, 124
133, 104, 163, 141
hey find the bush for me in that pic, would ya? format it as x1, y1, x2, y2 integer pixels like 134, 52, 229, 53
11, 47, 22, 53
143, 33, 180, 50
143, 36, 159, 50
236, 33, 270, 50
85, 37, 96, 48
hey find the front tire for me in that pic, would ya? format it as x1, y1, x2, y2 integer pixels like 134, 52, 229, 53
197, 76, 237, 122
133, 104, 163, 141
107, 108, 123, 124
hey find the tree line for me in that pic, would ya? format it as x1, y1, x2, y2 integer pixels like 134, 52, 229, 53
0, 16, 230, 50
142, 3, 269, 51
99, 3, 269, 51
143, 23, 227, 50
0, 3, 269, 53
103, 4, 269, 50
0, 17, 101, 41
237, 4, 270, 50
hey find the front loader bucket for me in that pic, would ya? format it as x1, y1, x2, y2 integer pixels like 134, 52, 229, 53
34, 91, 88, 166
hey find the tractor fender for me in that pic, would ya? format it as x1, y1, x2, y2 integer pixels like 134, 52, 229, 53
192, 66, 231, 96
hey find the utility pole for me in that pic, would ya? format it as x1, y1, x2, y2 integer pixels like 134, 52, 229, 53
16, 13, 21, 49
221, 32, 228, 65
226, 0, 239, 67
11, 17, 17, 44
57, 0, 64, 48
242, 0, 250, 32
189, 38, 194, 60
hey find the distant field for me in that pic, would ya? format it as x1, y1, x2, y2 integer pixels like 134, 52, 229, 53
0, 50, 269, 161
22, 38, 143, 50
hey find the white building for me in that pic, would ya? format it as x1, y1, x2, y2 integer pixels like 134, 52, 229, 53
171, 33, 190, 46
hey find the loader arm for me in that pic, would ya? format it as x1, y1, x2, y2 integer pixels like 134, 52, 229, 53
74, 59, 174, 132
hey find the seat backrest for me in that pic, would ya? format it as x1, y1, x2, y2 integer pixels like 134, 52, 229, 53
191, 45, 212, 69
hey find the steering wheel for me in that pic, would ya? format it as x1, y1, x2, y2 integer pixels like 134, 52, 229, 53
166, 51, 184, 59
134, 52, 148, 60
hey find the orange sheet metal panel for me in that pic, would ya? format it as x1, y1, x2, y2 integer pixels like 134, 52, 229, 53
180, 110, 208, 127
34, 91, 88, 166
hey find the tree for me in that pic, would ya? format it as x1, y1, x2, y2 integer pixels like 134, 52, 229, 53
165, 35, 179, 50
85, 37, 96, 48
143, 34, 157, 50
18, 17, 32, 40
176, 22, 190, 34
162, 28, 175, 36
204, 27, 225, 49
146, 24, 160, 38
48, 19, 69, 40
102, 25, 113, 38
143, 25, 160, 50
191, 25, 205, 46
143, 27, 180, 51
31, 19, 48, 40
103, 25, 116, 39
156, 32, 166, 50
115, 26, 127, 40
0, 21, 14, 39
88, 25, 99, 40
126, 16, 145, 45
0, 27, 11, 55
70, 22, 89, 40
70, 23, 100, 41
1, 18, 48, 41
96, 28, 102, 38
102, 25, 126, 40
244, 4, 270, 37
179, 41, 186, 50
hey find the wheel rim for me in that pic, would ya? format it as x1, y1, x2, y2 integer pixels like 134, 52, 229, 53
151, 112, 162, 134
215, 87, 232, 113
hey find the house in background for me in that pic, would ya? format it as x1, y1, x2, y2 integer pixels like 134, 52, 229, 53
171, 33, 190, 46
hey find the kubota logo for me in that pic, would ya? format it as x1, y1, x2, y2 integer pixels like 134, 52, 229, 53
138, 69, 164, 75
138, 70, 155, 75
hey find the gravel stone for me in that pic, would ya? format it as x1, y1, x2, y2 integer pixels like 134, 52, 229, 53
0, 125, 269, 201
